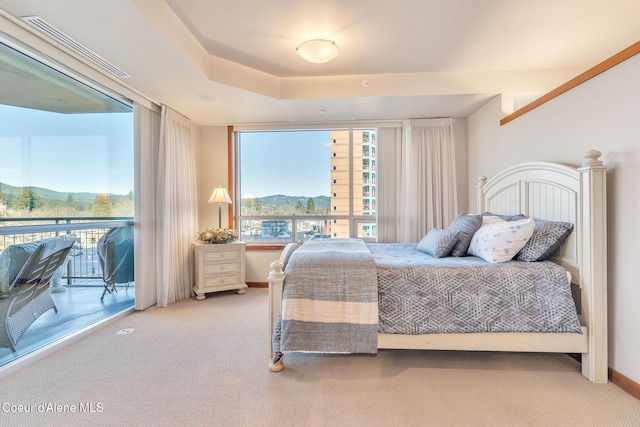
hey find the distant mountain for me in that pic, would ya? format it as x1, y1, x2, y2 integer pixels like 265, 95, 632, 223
0, 183, 319, 208
0, 182, 129, 203
247, 194, 330, 210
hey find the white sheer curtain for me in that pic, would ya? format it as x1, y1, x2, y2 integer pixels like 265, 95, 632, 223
377, 127, 403, 243
134, 104, 197, 308
134, 102, 159, 310
377, 118, 458, 242
155, 106, 198, 307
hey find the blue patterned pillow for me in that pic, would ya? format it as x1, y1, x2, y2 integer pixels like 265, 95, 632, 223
516, 219, 574, 262
417, 229, 460, 258
447, 213, 482, 257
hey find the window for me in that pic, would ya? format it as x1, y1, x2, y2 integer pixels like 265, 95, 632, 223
0, 41, 134, 366
235, 129, 377, 243
0, 43, 134, 224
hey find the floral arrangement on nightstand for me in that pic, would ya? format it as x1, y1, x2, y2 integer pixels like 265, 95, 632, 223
196, 227, 238, 244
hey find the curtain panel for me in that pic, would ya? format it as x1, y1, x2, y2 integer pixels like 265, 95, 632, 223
134, 103, 159, 310
377, 127, 403, 243
377, 118, 458, 243
156, 106, 198, 307
134, 103, 197, 309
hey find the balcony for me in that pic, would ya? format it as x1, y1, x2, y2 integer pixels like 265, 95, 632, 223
0, 217, 135, 367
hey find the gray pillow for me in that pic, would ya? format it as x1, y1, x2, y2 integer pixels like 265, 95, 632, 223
447, 213, 482, 257
417, 229, 460, 258
516, 219, 574, 262
482, 212, 527, 221
279, 242, 300, 270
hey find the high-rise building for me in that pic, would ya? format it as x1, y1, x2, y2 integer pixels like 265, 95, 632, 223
329, 130, 376, 238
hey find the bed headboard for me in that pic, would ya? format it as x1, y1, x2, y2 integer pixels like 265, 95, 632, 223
476, 149, 605, 286
476, 149, 607, 381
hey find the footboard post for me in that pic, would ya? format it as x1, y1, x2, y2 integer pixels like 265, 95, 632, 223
268, 260, 284, 359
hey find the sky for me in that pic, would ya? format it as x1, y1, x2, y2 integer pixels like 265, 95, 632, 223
239, 130, 331, 198
0, 105, 331, 199
0, 105, 134, 195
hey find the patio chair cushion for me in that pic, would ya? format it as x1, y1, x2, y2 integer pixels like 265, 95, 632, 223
97, 226, 134, 286
0, 241, 39, 292
1, 237, 75, 352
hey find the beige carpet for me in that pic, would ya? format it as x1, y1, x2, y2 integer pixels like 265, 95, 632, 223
2, 288, 639, 427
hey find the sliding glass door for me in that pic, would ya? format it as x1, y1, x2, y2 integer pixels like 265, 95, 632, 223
0, 41, 134, 366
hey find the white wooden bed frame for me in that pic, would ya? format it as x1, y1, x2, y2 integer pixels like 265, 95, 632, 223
268, 149, 607, 383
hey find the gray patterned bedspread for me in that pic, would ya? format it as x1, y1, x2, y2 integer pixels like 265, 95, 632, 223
272, 240, 582, 359
276, 238, 379, 354
368, 243, 582, 334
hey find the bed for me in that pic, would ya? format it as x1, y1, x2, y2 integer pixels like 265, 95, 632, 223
267, 149, 607, 383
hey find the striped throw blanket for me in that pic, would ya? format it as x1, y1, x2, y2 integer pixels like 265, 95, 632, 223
275, 238, 379, 354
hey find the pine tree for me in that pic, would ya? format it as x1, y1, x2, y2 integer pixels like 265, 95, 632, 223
13, 188, 43, 212
91, 193, 113, 217
306, 197, 315, 214
254, 198, 263, 214
66, 193, 76, 209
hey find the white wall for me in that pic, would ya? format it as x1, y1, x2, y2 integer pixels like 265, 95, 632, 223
467, 54, 640, 384
196, 126, 229, 231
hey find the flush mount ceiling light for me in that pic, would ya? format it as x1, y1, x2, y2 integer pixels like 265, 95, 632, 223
196, 94, 217, 103
296, 39, 339, 64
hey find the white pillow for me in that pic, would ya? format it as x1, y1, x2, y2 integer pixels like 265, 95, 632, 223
468, 217, 535, 263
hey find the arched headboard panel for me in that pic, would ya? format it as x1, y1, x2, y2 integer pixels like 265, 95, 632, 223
476, 149, 608, 382
477, 161, 581, 283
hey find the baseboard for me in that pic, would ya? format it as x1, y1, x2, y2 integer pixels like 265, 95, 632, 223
247, 282, 268, 288
609, 368, 640, 400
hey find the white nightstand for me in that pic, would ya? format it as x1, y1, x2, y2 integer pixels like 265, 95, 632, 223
193, 241, 247, 300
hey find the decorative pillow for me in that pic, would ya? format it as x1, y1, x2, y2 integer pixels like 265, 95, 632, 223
447, 213, 483, 257
516, 219, 574, 262
417, 229, 460, 258
279, 242, 299, 270
468, 217, 535, 263
482, 212, 527, 221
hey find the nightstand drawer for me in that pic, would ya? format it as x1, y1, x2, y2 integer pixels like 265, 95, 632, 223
204, 261, 239, 274
203, 273, 241, 287
204, 249, 239, 262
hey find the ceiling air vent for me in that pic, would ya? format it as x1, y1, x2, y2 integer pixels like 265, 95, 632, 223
21, 15, 131, 78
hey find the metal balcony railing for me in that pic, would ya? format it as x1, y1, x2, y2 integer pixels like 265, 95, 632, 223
0, 217, 134, 286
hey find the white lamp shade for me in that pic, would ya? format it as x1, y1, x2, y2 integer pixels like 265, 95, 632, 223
208, 186, 232, 204
296, 39, 339, 64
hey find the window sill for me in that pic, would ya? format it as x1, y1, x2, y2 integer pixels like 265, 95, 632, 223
245, 244, 287, 251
